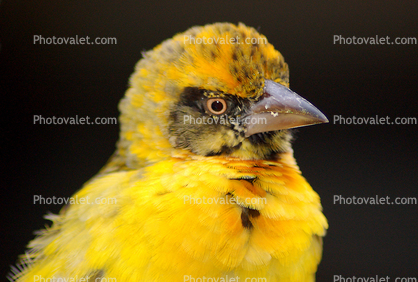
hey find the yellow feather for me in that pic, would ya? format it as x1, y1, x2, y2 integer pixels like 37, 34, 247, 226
12, 23, 327, 282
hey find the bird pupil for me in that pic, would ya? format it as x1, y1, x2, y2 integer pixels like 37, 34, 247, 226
211, 101, 223, 112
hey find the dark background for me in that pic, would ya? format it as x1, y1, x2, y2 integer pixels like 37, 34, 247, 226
1, 0, 417, 280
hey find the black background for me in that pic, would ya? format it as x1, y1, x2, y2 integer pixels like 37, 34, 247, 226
1, 0, 417, 280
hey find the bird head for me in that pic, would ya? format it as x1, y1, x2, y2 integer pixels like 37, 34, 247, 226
114, 23, 327, 169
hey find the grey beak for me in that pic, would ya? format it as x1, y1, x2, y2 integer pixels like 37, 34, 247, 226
244, 80, 328, 137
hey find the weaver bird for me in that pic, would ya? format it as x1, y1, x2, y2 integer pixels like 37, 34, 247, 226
11, 23, 328, 282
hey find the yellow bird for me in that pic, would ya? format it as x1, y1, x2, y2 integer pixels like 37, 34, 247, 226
11, 23, 328, 282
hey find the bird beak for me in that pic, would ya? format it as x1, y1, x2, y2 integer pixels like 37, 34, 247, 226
244, 80, 328, 137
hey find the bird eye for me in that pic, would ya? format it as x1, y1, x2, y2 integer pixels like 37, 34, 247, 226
206, 98, 227, 115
